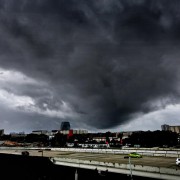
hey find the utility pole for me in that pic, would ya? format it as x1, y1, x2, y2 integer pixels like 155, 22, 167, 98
129, 157, 133, 180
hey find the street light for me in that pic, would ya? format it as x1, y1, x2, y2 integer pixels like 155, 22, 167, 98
75, 169, 78, 180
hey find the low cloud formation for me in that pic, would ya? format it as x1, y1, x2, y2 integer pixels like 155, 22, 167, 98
0, 0, 180, 132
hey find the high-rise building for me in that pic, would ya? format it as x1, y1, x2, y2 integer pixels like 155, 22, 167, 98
169, 126, 180, 134
60, 121, 70, 130
0, 129, 4, 136
161, 124, 180, 134
161, 124, 170, 131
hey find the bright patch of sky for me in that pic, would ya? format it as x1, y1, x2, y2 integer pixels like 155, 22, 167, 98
0, 67, 39, 85
0, 67, 76, 119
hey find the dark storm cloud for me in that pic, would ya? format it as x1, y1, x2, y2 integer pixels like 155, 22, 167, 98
0, 0, 180, 130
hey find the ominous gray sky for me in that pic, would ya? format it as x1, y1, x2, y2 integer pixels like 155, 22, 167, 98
0, 0, 180, 133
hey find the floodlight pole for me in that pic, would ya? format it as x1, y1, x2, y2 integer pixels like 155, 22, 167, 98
129, 157, 133, 180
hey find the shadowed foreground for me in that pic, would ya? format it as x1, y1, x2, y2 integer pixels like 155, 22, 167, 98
0, 153, 155, 180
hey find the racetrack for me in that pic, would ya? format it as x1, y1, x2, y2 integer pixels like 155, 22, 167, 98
0, 149, 179, 169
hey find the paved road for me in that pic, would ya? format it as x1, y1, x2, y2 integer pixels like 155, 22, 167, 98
0, 149, 179, 169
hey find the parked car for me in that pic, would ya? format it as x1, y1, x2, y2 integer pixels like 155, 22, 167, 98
128, 152, 142, 158
176, 158, 180, 166
21, 151, 29, 156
